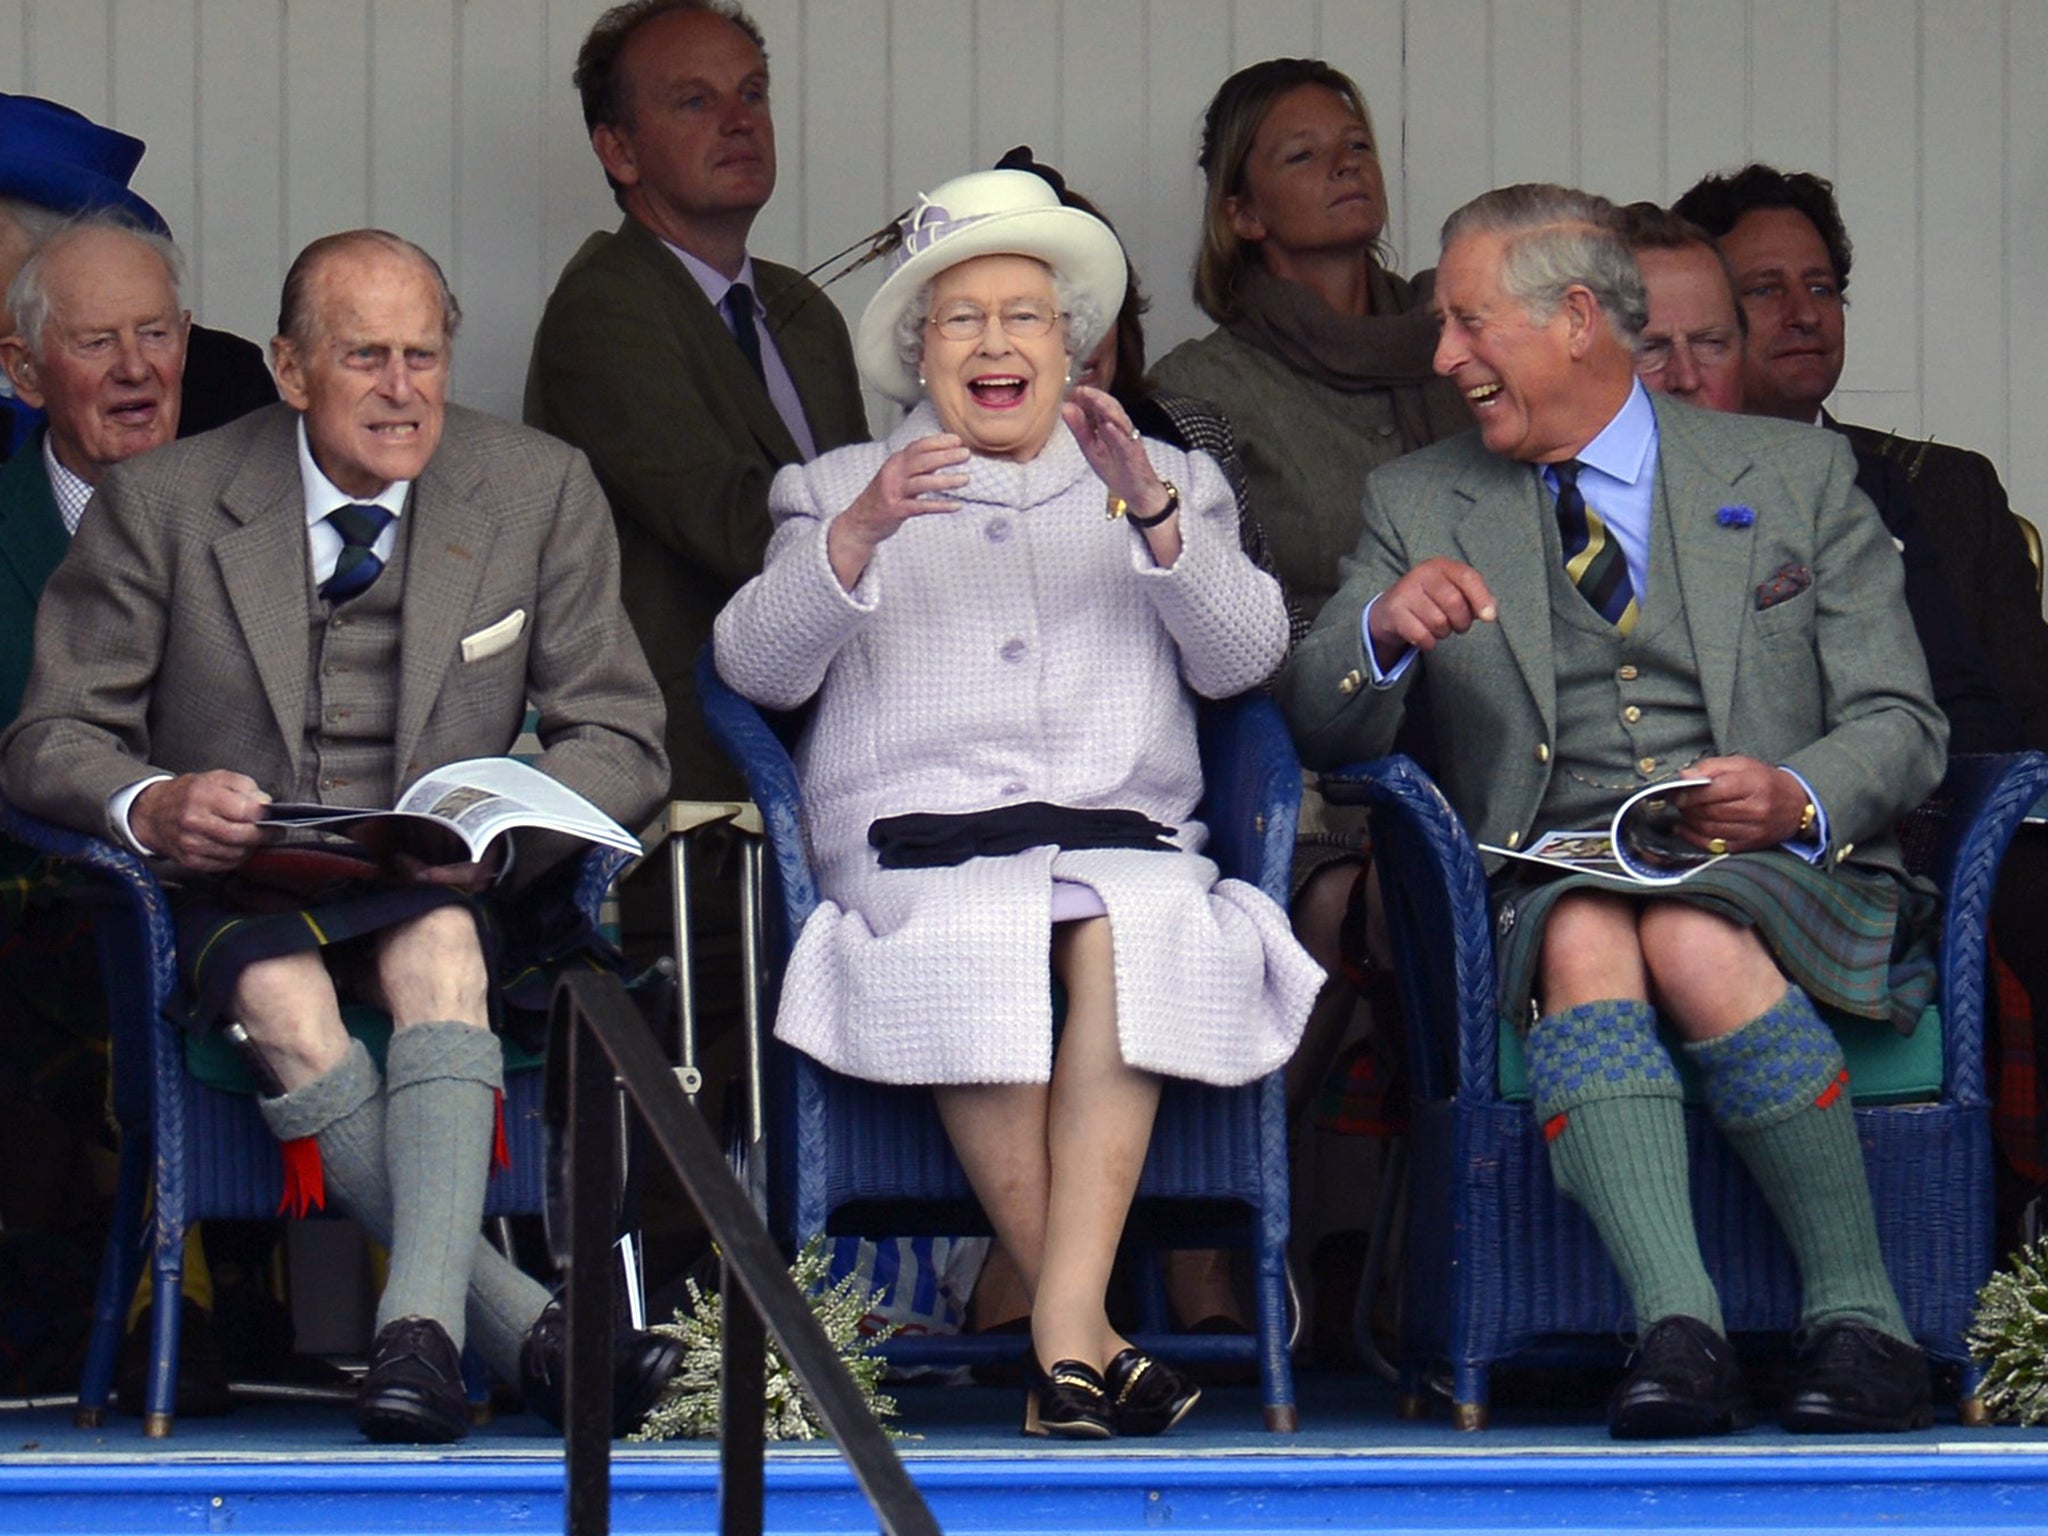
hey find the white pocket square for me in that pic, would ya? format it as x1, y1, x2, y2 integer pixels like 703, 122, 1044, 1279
460, 608, 527, 663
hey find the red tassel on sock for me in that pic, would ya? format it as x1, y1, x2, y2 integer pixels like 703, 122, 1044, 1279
492, 1088, 510, 1173
1815, 1069, 1849, 1110
277, 1137, 325, 1218
1543, 1112, 1570, 1143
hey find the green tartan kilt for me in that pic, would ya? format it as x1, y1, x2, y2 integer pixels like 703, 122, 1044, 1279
1492, 849, 1941, 1037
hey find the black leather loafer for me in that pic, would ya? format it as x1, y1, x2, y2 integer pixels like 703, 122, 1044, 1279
519, 1302, 686, 1438
1608, 1315, 1753, 1440
355, 1315, 469, 1444
1021, 1359, 1114, 1439
1782, 1321, 1933, 1433
1105, 1348, 1200, 1436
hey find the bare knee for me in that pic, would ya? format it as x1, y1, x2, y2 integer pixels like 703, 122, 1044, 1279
1535, 891, 1648, 1012
231, 950, 350, 1089
1639, 905, 1786, 1039
376, 903, 489, 1027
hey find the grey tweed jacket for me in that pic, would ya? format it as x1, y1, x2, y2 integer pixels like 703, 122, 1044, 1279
0, 402, 668, 873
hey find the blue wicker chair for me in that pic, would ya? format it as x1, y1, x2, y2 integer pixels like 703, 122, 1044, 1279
0, 798, 629, 1436
696, 646, 1303, 1430
1321, 750, 2048, 1430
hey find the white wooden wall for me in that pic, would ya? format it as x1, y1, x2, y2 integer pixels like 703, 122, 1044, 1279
3, 0, 2040, 513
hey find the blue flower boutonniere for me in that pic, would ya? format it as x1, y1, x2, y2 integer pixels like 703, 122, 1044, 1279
1717, 505, 1755, 528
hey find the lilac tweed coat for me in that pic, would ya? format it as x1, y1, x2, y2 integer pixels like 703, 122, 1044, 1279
714, 402, 1322, 1086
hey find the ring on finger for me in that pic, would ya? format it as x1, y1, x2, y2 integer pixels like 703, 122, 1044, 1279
1128, 426, 1141, 441
1707, 837, 1729, 856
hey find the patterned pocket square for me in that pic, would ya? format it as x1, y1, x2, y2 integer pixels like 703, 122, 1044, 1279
1754, 562, 1813, 610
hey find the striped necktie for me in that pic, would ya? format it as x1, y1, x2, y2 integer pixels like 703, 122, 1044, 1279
320, 502, 396, 603
1551, 459, 1639, 636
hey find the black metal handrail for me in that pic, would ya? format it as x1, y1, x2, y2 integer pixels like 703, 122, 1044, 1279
548, 970, 940, 1536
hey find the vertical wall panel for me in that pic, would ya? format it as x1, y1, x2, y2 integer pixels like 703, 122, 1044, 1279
1320, 2, 1407, 264
194, 0, 282, 351
1748, 0, 1836, 174
367, 4, 456, 307
887, 0, 975, 205
800, 0, 887, 425
1663, 0, 1752, 195
536, 0, 614, 302
1920, 0, 2006, 467
27, 1, 112, 122
0, 4, 26, 95
110, 2, 198, 253
1231, 0, 1316, 66
972, 0, 1060, 176
1141, 0, 1230, 350
454, 0, 546, 421
1489, 0, 1577, 194
282, 0, 370, 262
1405, 0, 1493, 253
2005, 0, 2048, 535
1058, 0, 1145, 228
748, 0, 803, 263
1832, 0, 1918, 402
1577, 0, 1664, 201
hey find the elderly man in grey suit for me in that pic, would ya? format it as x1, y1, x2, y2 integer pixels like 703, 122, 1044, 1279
1278, 185, 1946, 1439
1, 229, 681, 1445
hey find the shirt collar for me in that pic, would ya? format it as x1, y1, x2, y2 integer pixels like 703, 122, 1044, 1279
666, 241, 760, 314
41, 432, 94, 537
1569, 377, 1658, 490
295, 416, 410, 528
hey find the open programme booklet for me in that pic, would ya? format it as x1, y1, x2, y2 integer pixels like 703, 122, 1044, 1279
263, 756, 641, 865
1480, 777, 1728, 887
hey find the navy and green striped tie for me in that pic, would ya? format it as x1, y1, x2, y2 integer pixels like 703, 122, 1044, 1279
1552, 459, 1639, 636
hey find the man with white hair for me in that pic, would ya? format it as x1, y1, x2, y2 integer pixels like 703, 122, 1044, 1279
1281, 183, 1944, 1438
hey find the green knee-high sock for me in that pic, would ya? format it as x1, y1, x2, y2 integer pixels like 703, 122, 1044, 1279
1526, 998, 1722, 1333
258, 1039, 550, 1384
378, 1023, 505, 1351
1684, 987, 1910, 1341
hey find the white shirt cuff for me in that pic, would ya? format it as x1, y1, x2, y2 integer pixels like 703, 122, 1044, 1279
108, 775, 174, 857
1360, 595, 1417, 686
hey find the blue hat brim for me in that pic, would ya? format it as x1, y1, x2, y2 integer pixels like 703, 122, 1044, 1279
0, 154, 167, 234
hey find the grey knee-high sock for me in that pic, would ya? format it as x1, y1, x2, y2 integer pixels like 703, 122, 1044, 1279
1525, 998, 1723, 1333
259, 1039, 549, 1381
258, 1040, 550, 1384
377, 1022, 508, 1350
1684, 987, 1911, 1341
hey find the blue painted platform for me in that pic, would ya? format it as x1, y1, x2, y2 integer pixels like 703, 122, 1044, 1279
7, 1372, 2048, 1534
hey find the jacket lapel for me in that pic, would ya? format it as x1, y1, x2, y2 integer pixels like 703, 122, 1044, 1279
625, 220, 804, 466
1653, 397, 1758, 749
1449, 455, 1557, 737
215, 417, 315, 781
393, 429, 495, 779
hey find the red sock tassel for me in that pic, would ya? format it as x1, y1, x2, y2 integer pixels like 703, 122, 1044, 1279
492, 1087, 510, 1173
1543, 1112, 1570, 1143
1814, 1069, 1849, 1110
277, 1137, 325, 1218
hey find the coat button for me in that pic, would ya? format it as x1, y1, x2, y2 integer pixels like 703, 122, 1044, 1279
1338, 669, 1363, 696
1506, 829, 1522, 849
1534, 743, 1550, 764
985, 518, 1012, 543
1622, 705, 1642, 724
1618, 664, 1638, 682
1638, 756, 1657, 775
1000, 780, 1027, 796
999, 638, 1027, 662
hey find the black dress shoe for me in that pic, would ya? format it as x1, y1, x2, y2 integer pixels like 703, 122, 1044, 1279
1021, 1359, 1114, 1439
355, 1316, 469, 1444
519, 1303, 686, 1438
1782, 1321, 1933, 1433
1608, 1315, 1753, 1440
1104, 1348, 1200, 1436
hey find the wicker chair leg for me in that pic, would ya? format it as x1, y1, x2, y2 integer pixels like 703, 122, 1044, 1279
1958, 1396, 1991, 1427
1452, 1400, 1490, 1431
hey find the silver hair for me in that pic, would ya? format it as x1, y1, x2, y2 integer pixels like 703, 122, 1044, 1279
893, 263, 1108, 383
1440, 183, 1648, 347
8, 209, 187, 354
0, 196, 69, 251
